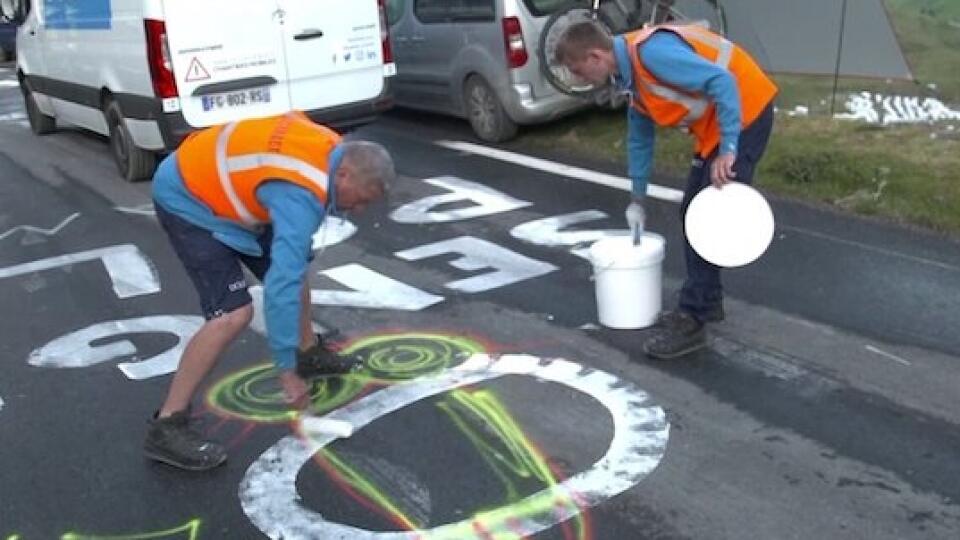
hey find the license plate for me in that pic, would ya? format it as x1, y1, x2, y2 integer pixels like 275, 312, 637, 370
201, 87, 272, 111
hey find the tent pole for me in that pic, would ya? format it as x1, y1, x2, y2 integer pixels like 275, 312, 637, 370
830, 0, 849, 116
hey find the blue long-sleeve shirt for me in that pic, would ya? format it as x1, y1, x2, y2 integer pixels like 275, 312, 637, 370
152, 148, 343, 371
613, 30, 741, 197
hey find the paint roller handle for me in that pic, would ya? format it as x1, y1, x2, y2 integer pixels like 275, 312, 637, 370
625, 199, 646, 245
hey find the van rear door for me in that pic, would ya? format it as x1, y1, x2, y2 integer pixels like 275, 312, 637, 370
162, 0, 292, 128
279, 0, 385, 111
162, 0, 384, 128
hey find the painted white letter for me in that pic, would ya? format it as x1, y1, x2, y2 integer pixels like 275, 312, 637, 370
390, 176, 531, 224
510, 210, 626, 260
396, 236, 556, 293
28, 315, 204, 380
0, 244, 160, 299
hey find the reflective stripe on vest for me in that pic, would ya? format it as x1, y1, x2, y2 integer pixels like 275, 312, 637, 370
214, 123, 330, 225
631, 25, 735, 127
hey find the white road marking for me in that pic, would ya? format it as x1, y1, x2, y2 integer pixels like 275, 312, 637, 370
0, 212, 81, 242
241, 354, 669, 539
865, 345, 912, 367
435, 140, 684, 203
29, 315, 205, 380
0, 111, 26, 123
437, 141, 960, 275
0, 244, 160, 299
114, 204, 157, 217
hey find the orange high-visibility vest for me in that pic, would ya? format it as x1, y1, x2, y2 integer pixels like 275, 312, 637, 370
624, 24, 778, 158
177, 111, 339, 225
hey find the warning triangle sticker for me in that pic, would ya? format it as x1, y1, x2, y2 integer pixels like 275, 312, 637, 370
184, 57, 211, 83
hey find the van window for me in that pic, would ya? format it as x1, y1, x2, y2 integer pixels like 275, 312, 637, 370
415, 0, 495, 23
522, 0, 589, 17
386, 0, 405, 25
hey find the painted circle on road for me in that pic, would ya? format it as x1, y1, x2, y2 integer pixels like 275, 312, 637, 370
240, 353, 669, 539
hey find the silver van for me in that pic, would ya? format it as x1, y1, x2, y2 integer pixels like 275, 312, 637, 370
385, 0, 586, 142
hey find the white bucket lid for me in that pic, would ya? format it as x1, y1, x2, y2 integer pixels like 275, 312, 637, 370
685, 183, 775, 268
589, 233, 665, 269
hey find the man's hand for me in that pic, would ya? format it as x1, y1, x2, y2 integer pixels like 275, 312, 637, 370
279, 370, 311, 410
710, 153, 737, 188
625, 198, 646, 243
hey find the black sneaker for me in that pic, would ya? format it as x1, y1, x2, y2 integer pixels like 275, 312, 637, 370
296, 338, 365, 377
144, 411, 227, 471
644, 311, 707, 359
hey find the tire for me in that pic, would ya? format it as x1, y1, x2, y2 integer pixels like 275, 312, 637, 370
104, 100, 157, 182
538, 6, 619, 98
463, 75, 518, 143
21, 85, 56, 135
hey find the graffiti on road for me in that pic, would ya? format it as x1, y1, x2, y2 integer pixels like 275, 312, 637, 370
1, 174, 661, 538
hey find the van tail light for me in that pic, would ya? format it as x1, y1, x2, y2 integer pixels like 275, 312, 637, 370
378, 0, 394, 65
502, 16, 528, 69
144, 19, 178, 99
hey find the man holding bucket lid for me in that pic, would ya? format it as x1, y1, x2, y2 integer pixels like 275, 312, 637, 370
553, 20, 777, 359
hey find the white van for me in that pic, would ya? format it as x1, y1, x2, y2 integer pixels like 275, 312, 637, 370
0, 0, 396, 181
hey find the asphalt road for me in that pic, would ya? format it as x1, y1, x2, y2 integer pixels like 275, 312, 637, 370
1, 64, 959, 540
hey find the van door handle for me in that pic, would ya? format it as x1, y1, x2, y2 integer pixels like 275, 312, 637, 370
410, 35, 426, 43
294, 29, 325, 41
394, 36, 409, 44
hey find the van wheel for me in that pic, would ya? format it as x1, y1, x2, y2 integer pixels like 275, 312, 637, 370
464, 76, 517, 143
22, 87, 56, 135
104, 100, 157, 182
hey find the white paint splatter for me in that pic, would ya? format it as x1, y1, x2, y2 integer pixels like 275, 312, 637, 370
835, 92, 960, 125
0, 244, 161, 299
396, 236, 557, 293
240, 354, 669, 539
29, 315, 204, 380
0, 213, 80, 242
390, 176, 532, 224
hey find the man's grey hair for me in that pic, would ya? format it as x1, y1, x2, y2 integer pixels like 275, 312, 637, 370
340, 140, 396, 193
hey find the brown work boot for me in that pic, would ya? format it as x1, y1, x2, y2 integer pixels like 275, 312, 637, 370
144, 411, 227, 471
644, 311, 707, 359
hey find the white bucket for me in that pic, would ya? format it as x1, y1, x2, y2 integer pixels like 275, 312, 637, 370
589, 233, 665, 329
